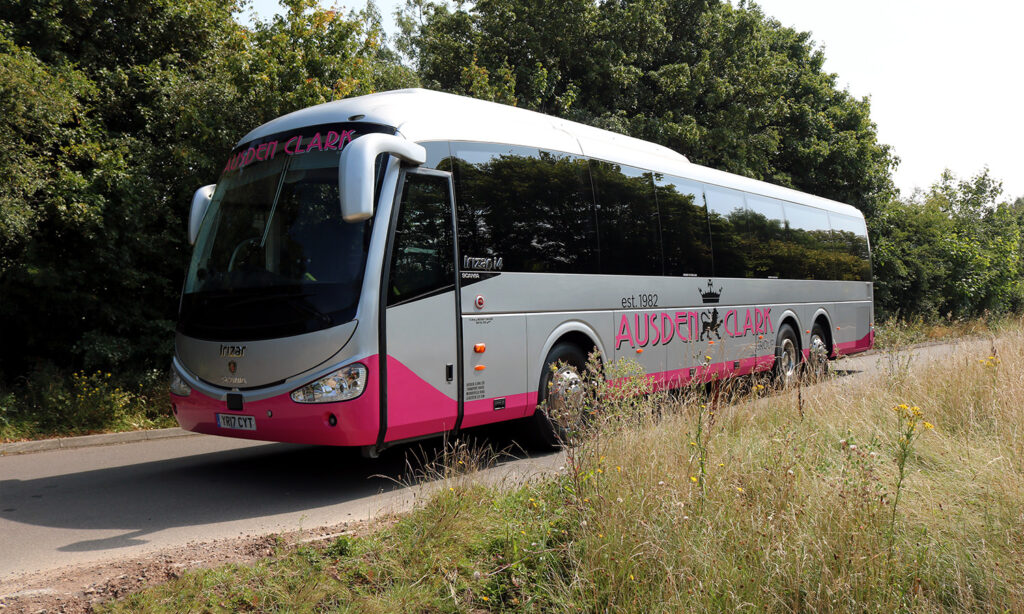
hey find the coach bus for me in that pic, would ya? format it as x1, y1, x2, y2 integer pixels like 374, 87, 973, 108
170, 88, 873, 455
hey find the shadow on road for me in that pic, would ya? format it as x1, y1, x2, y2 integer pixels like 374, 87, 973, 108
0, 423, 548, 553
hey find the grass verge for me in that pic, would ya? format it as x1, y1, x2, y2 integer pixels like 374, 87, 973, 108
0, 368, 174, 442
99, 331, 1024, 612
873, 311, 1023, 349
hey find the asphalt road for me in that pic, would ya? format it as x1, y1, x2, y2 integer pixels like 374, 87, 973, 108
0, 339, 974, 582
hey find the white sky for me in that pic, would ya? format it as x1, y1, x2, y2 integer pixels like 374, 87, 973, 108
242, 0, 1024, 200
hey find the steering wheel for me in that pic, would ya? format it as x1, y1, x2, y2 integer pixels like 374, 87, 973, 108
228, 237, 260, 272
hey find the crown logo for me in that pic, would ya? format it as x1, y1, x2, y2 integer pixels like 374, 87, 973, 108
698, 279, 721, 304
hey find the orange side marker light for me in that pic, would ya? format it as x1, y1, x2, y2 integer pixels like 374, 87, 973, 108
474, 365, 486, 371
636, 348, 644, 354
474, 343, 486, 353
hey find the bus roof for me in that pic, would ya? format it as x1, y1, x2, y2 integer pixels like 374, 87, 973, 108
239, 88, 863, 218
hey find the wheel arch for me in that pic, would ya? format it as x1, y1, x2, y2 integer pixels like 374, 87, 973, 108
535, 321, 605, 387
776, 309, 802, 350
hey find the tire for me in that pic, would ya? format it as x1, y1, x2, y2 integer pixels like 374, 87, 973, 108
527, 342, 588, 449
773, 323, 801, 388
807, 322, 830, 381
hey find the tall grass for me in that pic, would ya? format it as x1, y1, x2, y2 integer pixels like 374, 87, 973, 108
0, 368, 174, 441
103, 331, 1024, 613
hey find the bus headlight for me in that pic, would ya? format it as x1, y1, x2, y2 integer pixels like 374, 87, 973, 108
290, 363, 368, 403
170, 369, 192, 397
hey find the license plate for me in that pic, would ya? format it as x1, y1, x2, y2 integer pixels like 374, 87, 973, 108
216, 413, 256, 431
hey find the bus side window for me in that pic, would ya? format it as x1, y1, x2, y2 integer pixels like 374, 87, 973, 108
783, 202, 834, 280
655, 174, 712, 277
828, 212, 872, 281
704, 186, 748, 278
387, 174, 455, 306
453, 143, 598, 274
591, 161, 662, 276
744, 195, 786, 279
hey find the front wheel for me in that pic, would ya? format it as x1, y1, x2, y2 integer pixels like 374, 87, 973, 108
527, 342, 588, 449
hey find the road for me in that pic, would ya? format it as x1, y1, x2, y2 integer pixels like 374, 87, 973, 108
0, 339, 973, 583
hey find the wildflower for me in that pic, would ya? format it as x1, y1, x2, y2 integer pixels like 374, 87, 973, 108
690, 476, 698, 483
616, 497, 623, 503
923, 422, 934, 430
616, 466, 622, 473
736, 487, 744, 493
630, 574, 635, 581
718, 463, 725, 467
704, 355, 712, 361
689, 441, 697, 446
520, 530, 526, 535
597, 468, 603, 474
598, 533, 604, 538
658, 481, 666, 486
481, 596, 489, 602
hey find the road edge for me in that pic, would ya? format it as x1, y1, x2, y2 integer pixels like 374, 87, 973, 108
0, 428, 198, 456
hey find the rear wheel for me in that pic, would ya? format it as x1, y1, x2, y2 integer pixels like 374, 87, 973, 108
774, 323, 801, 388
528, 342, 588, 449
807, 322, 830, 381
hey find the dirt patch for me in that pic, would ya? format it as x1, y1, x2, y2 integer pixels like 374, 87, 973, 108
0, 520, 377, 613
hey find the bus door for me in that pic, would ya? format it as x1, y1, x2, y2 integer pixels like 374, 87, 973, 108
380, 169, 462, 444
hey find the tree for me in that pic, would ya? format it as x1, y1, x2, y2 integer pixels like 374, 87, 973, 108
0, 0, 416, 379
399, 0, 897, 216
870, 169, 1022, 319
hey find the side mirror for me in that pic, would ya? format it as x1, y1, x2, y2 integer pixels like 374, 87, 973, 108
339, 134, 426, 222
189, 184, 216, 246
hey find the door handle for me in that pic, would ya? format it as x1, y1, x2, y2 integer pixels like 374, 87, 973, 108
445, 363, 454, 382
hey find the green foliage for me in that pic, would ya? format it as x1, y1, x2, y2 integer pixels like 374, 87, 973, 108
0, 0, 416, 384
0, 368, 174, 441
871, 169, 1023, 319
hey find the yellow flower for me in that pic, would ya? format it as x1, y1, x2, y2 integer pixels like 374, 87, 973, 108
718, 463, 725, 467
481, 596, 489, 602
689, 441, 697, 446
736, 487, 744, 493
616, 466, 622, 473
690, 476, 698, 483
923, 422, 934, 430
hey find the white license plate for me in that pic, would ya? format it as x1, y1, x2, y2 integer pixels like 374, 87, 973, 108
216, 413, 256, 431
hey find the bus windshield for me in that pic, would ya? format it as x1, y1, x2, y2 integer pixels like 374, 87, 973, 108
180, 147, 369, 341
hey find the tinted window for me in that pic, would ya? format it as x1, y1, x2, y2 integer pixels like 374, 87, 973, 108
829, 212, 872, 281
744, 195, 786, 278
782, 203, 833, 279
453, 143, 597, 273
655, 175, 712, 277
387, 174, 455, 306
591, 162, 662, 275
704, 186, 748, 278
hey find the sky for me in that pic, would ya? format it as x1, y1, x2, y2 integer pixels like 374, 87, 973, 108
242, 0, 1024, 200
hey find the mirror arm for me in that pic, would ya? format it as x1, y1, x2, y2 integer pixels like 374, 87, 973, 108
339, 134, 426, 222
